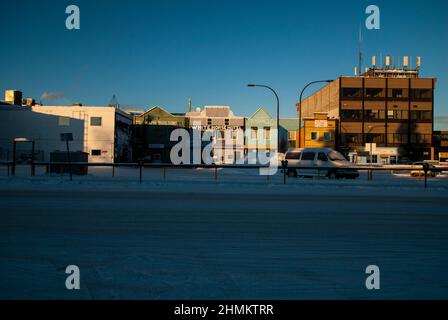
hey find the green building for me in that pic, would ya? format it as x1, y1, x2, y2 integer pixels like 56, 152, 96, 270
245, 107, 298, 155
245, 107, 277, 157
132, 106, 188, 163
279, 118, 298, 151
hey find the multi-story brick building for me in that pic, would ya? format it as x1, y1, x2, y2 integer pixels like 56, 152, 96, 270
298, 61, 436, 161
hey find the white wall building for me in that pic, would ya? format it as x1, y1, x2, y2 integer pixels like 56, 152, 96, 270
0, 100, 133, 163
0, 104, 84, 161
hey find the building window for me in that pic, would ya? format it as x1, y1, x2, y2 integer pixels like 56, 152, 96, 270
389, 89, 405, 99
389, 110, 409, 120
341, 109, 362, 120
91, 149, 101, 156
365, 133, 385, 144
90, 117, 102, 126
387, 110, 394, 119
251, 127, 258, 139
287, 131, 296, 148
323, 131, 332, 141
410, 111, 432, 121
311, 132, 318, 140
411, 89, 432, 100
364, 109, 385, 120
365, 88, 384, 98
342, 88, 362, 98
389, 133, 408, 145
367, 155, 378, 164
225, 119, 229, 125
422, 111, 432, 121
207, 118, 212, 125
58, 116, 70, 126
343, 133, 362, 145
410, 134, 431, 144
263, 127, 270, 139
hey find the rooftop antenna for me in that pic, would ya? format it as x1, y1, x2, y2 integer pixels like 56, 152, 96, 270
385, 55, 391, 68
109, 94, 119, 108
188, 97, 192, 112
358, 25, 363, 76
416, 56, 421, 69
403, 56, 409, 69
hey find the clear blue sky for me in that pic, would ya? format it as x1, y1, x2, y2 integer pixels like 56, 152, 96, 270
1, 0, 447, 127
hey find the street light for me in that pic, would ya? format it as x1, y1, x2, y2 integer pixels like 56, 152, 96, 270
247, 84, 280, 152
298, 80, 333, 148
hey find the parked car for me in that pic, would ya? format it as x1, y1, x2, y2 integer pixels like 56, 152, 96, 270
410, 162, 439, 177
284, 148, 359, 179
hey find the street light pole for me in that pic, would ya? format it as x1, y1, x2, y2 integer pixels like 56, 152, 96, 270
298, 80, 333, 148
247, 84, 280, 152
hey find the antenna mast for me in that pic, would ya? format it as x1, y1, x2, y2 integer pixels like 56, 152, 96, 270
109, 94, 119, 108
358, 25, 363, 76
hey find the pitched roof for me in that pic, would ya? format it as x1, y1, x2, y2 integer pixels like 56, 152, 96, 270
142, 106, 181, 118
279, 118, 298, 130
249, 106, 273, 119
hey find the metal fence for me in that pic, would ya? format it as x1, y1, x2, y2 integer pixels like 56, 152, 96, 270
0, 160, 447, 189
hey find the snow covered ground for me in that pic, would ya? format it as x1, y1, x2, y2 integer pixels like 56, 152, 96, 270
0, 165, 447, 299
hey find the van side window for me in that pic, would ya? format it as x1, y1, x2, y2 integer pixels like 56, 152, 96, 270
317, 152, 328, 161
301, 152, 315, 161
286, 152, 301, 160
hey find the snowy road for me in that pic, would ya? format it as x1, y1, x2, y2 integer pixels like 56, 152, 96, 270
1, 175, 448, 299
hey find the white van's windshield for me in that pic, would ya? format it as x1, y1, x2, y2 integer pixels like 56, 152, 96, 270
327, 151, 347, 162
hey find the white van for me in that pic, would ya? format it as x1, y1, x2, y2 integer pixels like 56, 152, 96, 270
283, 148, 359, 179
